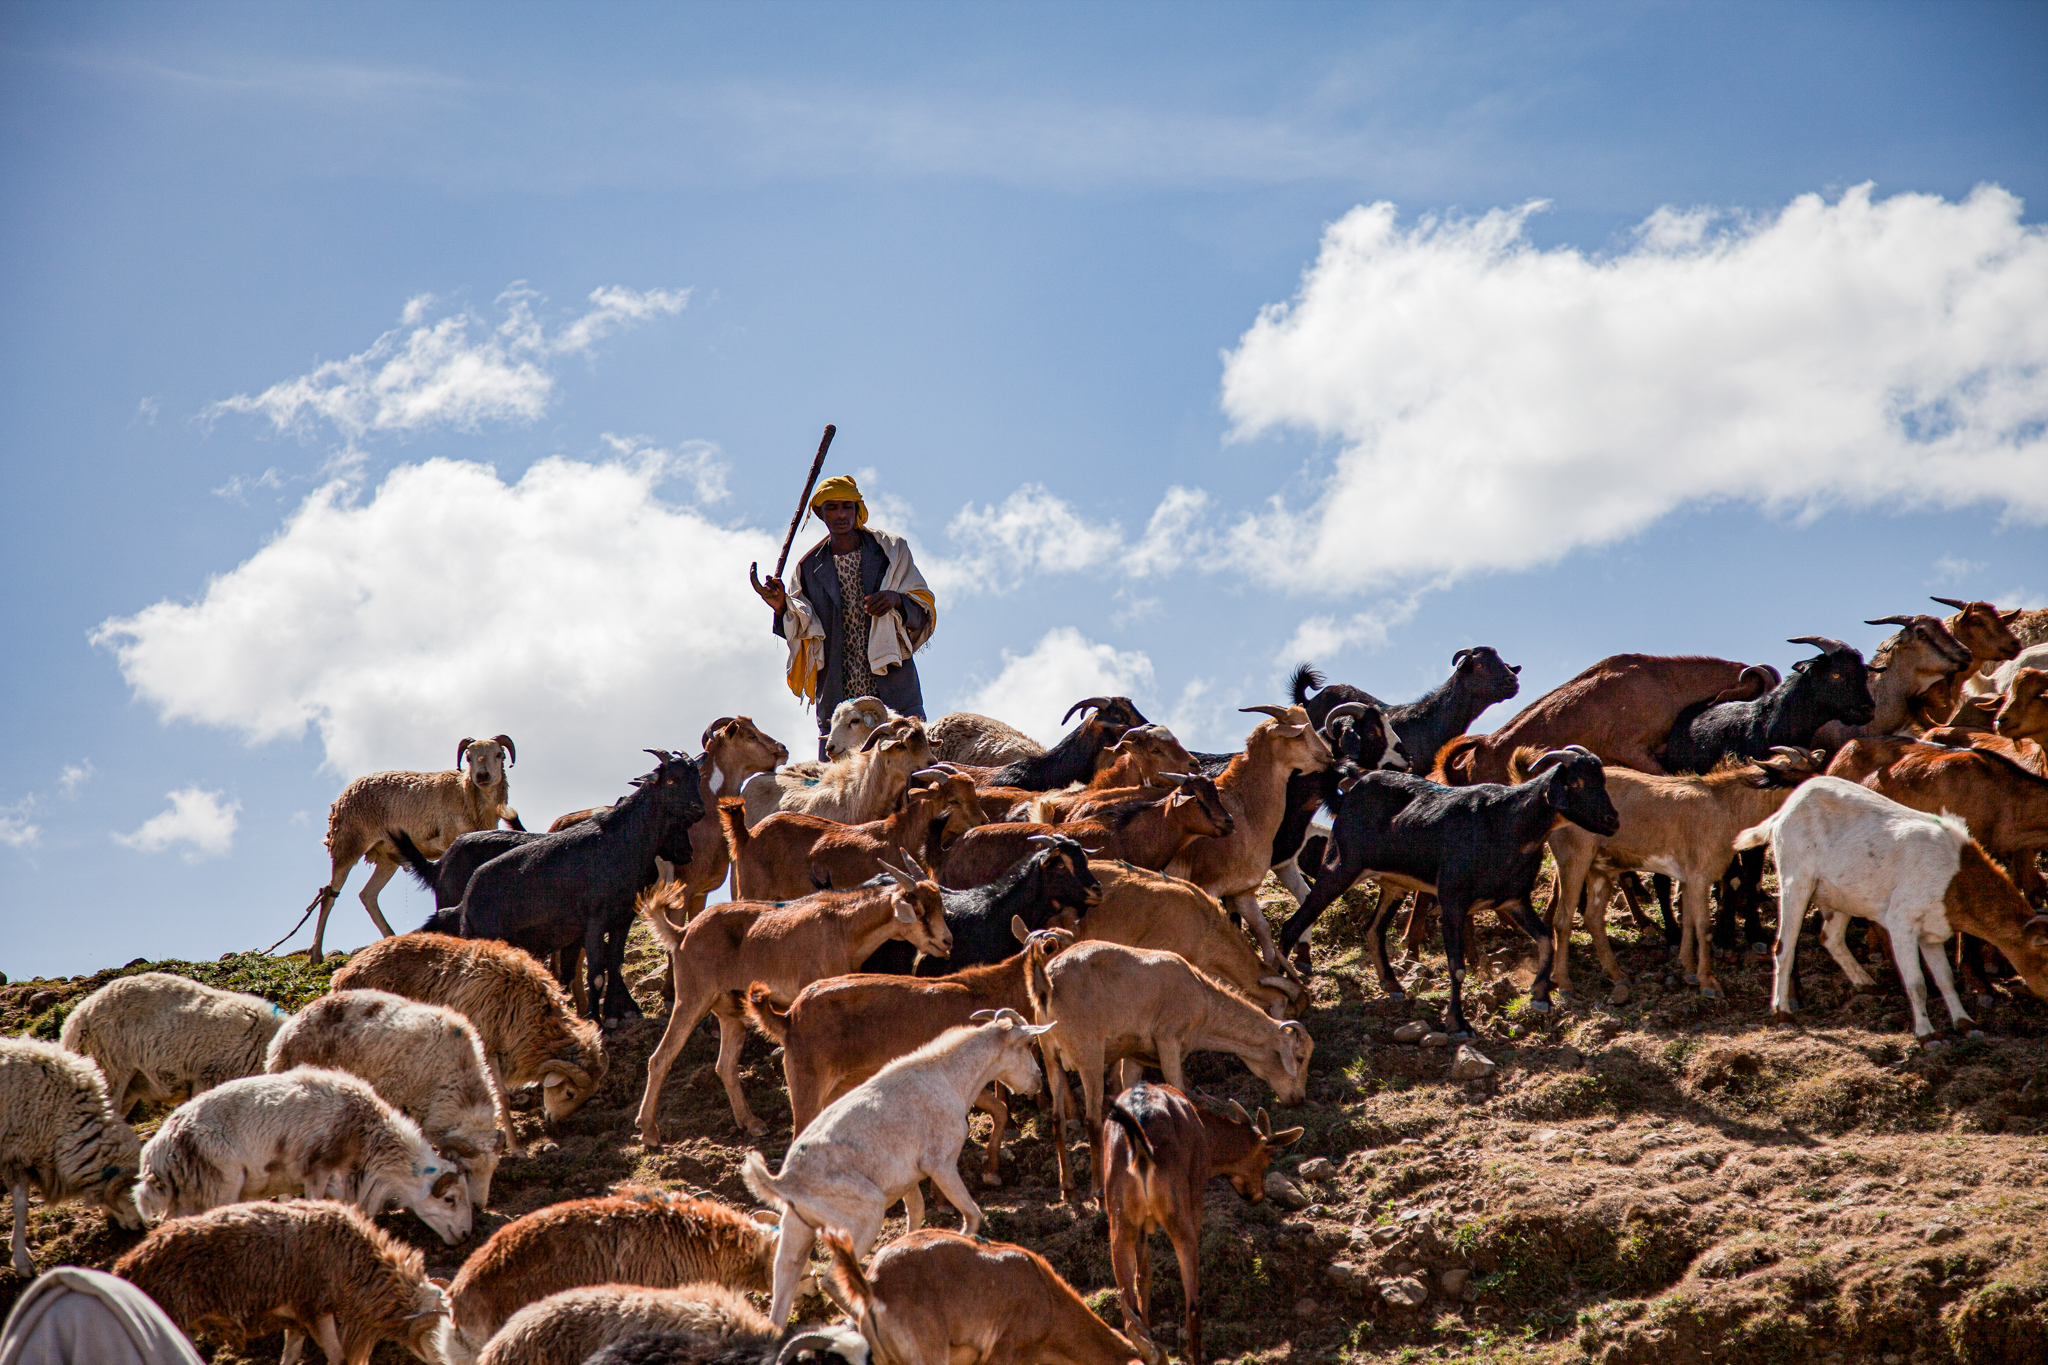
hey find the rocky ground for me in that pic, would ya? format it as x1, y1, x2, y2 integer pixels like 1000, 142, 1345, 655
5, 879, 2046, 1364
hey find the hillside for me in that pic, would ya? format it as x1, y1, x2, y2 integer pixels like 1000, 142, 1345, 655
5, 881, 2046, 1364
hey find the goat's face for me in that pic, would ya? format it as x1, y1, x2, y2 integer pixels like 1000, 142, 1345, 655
461, 740, 510, 789
976, 1014, 1054, 1096
1937, 599, 2024, 661
1256, 1019, 1313, 1105
1453, 645, 1522, 707
413, 1162, 474, 1245
1169, 775, 1234, 838
930, 773, 988, 842
1033, 837, 1102, 911
1539, 750, 1621, 837
539, 1057, 601, 1121
1216, 1106, 1305, 1201
1789, 644, 1876, 727
402, 1281, 455, 1365
1097, 725, 1198, 785
1996, 670, 2048, 744
1249, 705, 1332, 774
892, 883, 953, 959
708, 716, 790, 779
825, 698, 894, 760
91, 1163, 143, 1230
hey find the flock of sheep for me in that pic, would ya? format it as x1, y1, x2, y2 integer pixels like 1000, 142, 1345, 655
5, 595, 2048, 1365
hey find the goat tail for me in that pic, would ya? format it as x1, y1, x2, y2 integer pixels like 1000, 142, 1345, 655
1732, 810, 1784, 852
389, 828, 440, 891
1504, 745, 1547, 785
718, 797, 750, 864
741, 984, 790, 1045
820, 1229, 908, 1365
1432, 734, 1482, 785
635, 883, 689, 953
741, 1150, 787, 1213
1105, 1097, 1157, 1171
1289, 662, 1324, 706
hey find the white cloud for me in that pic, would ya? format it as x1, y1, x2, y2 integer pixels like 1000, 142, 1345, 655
952, 627, 1157, 747
1928, 554, 1987, 587
600, 433, 730, 506
209, 285, 688, 440
1221, 184, 2048, 592
114, 787, 240, 862
58, 760, 94, 797
0, 798, 40, 849
93, 453, 815, 825
926, 483, 1213, 598
1276, 591, 1430, 665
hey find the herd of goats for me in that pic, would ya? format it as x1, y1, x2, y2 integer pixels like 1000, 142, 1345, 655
6, 595, 2048, 1365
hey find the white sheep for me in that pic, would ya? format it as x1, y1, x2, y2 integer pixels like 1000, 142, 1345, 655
309, 735, 522, 962
136, 1066, 473, 1245
61, 971, 290, 1119
822, 697, 898, 760
1, 1036, 144, 1276
266, 990, 510, 1207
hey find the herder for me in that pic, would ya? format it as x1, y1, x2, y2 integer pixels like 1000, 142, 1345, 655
752, 475, 935, 760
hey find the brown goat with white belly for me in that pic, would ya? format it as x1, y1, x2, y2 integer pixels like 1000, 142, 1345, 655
1102, 1084, 1301, 1365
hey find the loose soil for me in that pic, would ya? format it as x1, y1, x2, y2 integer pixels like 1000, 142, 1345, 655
5, 879, 2045, 1364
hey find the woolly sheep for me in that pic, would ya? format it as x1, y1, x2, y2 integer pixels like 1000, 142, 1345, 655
1, 1036, 144, 1276
61, 971, 289, 1118
475, 1283, 865, 1365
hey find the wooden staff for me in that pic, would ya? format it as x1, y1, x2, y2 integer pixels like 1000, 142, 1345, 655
750, 423, 836, 596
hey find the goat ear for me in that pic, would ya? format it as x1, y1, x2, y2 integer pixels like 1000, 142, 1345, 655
1268, 1125, 1306, 1147
893, 897, 918, 922
2023, 916, 2048, 949
2001, 608, 2024, 622
1011, 914, 1031, 944
751, 1208, 780, 1227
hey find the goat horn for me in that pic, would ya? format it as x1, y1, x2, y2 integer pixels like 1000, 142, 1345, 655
492, 734, 516, 766
1323, 702, 1372, 724
1864, 615, 1919, 628
1240, 704, 1291, 719
1225, 1098, 1252, 1126
1259, 974, 1304, 999
874, 855, 918, 889
858, 725, 892, 753
456, 737, 475, 767
1767, 745, 1808, 761
1026, 834, 1062, 847
898, 845, 930, 879
1524, 749, 1574, 777
1788, 636, 1853, 655
1062, 696, 1113, 723
1157, 771, 1194, 785
1452, 648, 1475, 666
777, 1333, 851, 1365
1931, 596, 1971, 611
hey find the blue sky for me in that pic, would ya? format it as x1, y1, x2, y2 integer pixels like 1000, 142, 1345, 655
3, 1, 2044, 977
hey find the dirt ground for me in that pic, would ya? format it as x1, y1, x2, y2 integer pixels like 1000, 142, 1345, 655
5, 877, 2046, 1364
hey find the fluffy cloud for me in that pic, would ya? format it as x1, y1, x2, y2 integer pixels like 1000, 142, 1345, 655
927, 484, 1211, 598
1222, 184, 2048, 591
93, 451, 816, 824
952, 627, 1157, 747
114, 787, 240, 861
210, 285, 688, 439
0, 798, 39, 849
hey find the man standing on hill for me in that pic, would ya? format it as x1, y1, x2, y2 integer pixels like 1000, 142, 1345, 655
751, 474, 936, 760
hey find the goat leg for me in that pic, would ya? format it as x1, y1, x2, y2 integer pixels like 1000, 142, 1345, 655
1400, 893, 1431, 962
1110, 1221, 1163, 1365
1508, 897, 1556, 1012
1440, 897, 1476, 1037
713, 1008, 769, 1136
1366, 887, 1404, 1000
976, 1085, 1010, 1186
1956, 934, 1996, 1009
11, 1178, 31, 1277
1226, 891, 1287, 974
1172, 1210, 1204, 1365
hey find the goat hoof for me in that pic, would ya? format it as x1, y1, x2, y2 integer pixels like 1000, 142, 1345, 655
1772, 1008, 1797, 1025
1700, 987, 1722, 1001
638, 1129, 664, 1148
1526, 998, 1553, 1014
981, 1173, 1003, 1188
740, 1120, 768, 1138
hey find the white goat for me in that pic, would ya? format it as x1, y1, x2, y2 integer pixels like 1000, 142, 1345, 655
1736, 776, 2048, 1038
309, 735, 522, 962
136, 1066, 473, 1245
2, 1037, 144, 1276
61, 971, 289, 1118
267, 990, 510, 1206
742, 1011, 1053, 1326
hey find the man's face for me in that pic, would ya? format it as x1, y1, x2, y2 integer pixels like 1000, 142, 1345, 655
817, 499, 860, 535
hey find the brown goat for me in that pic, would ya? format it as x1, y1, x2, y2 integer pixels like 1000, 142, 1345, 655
824, 1227, 1146, 1365
114, 1199, 450, 1365
1058, 862, 1299, 1017
1998, 669, 2048, 748
445, 1190, 777, 1363
329, 933, 607, 1126
1433, 654, 1771, 784
1102, 1084, 1301, 1365
726, 771, 984, 899
1030, 728, 1203, 823
634, 859, 954, 1143
940, 774, 1231, 884
743, 923, 1079, 1185
1908, 598, 2026, 727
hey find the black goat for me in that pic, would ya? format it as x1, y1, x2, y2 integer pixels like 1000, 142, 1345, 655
985, 697, 1149, 790
399, 828, 536, 910
1291, 647, 1523, 771
859, 833, 1100, 975
421, 749, 703, 1025
1267, 701, 1409, 903
1277, 747, 1620, 1036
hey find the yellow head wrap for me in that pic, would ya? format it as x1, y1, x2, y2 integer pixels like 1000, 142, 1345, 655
810, 475, 868, 527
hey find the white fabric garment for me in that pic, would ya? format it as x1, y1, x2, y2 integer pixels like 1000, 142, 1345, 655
780, 529, 936, 701
0, 1267, 203, 1365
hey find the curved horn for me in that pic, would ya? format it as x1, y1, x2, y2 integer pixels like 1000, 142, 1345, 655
1788, 636, 1853, 655
1767, 745, 1808, 762
1864, 615, 1920, 628
1025, 833, 1063, 847
1451, 647, 1475, 666
492, 734, 516, 766
858, 724, 894, 753
644, 749, 677, 765
1239, 704, 1291, 719
1225, 1098, 1252, 1126
701, 717, 736, 749
1062, 696, 1113, 724
1525, 748, 1578, 777
1323, 702, 1373, 725
1931, 596, 1971, 611
778, 1332, 852, 1365
456, 737, 475, 767
1156, 771, 1195, 786
1260, 974, 1305, 1000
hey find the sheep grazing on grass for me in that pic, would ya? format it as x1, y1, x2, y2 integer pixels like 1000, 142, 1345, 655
309, 735, 523, 963
1, 1036, 144, 1276
445, 1190, 777, 1364
136, 1066, 473, 1245
60, 971, 289, 1118
114, 1199, 453, 1365
267, 989, 511, 1205
475, 1283, 867, 1365
330, 933, 608, 1125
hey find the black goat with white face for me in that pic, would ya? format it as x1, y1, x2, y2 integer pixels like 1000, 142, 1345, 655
426, 750, 703, 1025
985, 697, 1149, 790
1264, 701, 1410, 901
1278, 747, 1619, 1037
859, 833, 1101, 975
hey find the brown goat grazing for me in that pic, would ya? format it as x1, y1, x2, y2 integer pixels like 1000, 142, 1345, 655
727, 771, 985, 899
1062, 862, 1299, 1017
1164, 706, 1332, 971
824, 1227, 1146, 1365
744, 924, 1079, 1185
445, 1190, 777, 1364
1433, 655, 1771, 784
634, 858, 953, 1143
1102, 1085, 1301, 1365
1540, 747, 1825, 1003
1025, 938, 1312, 1197
115, 1199, 451, 1365
329, 933, 607, 1126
